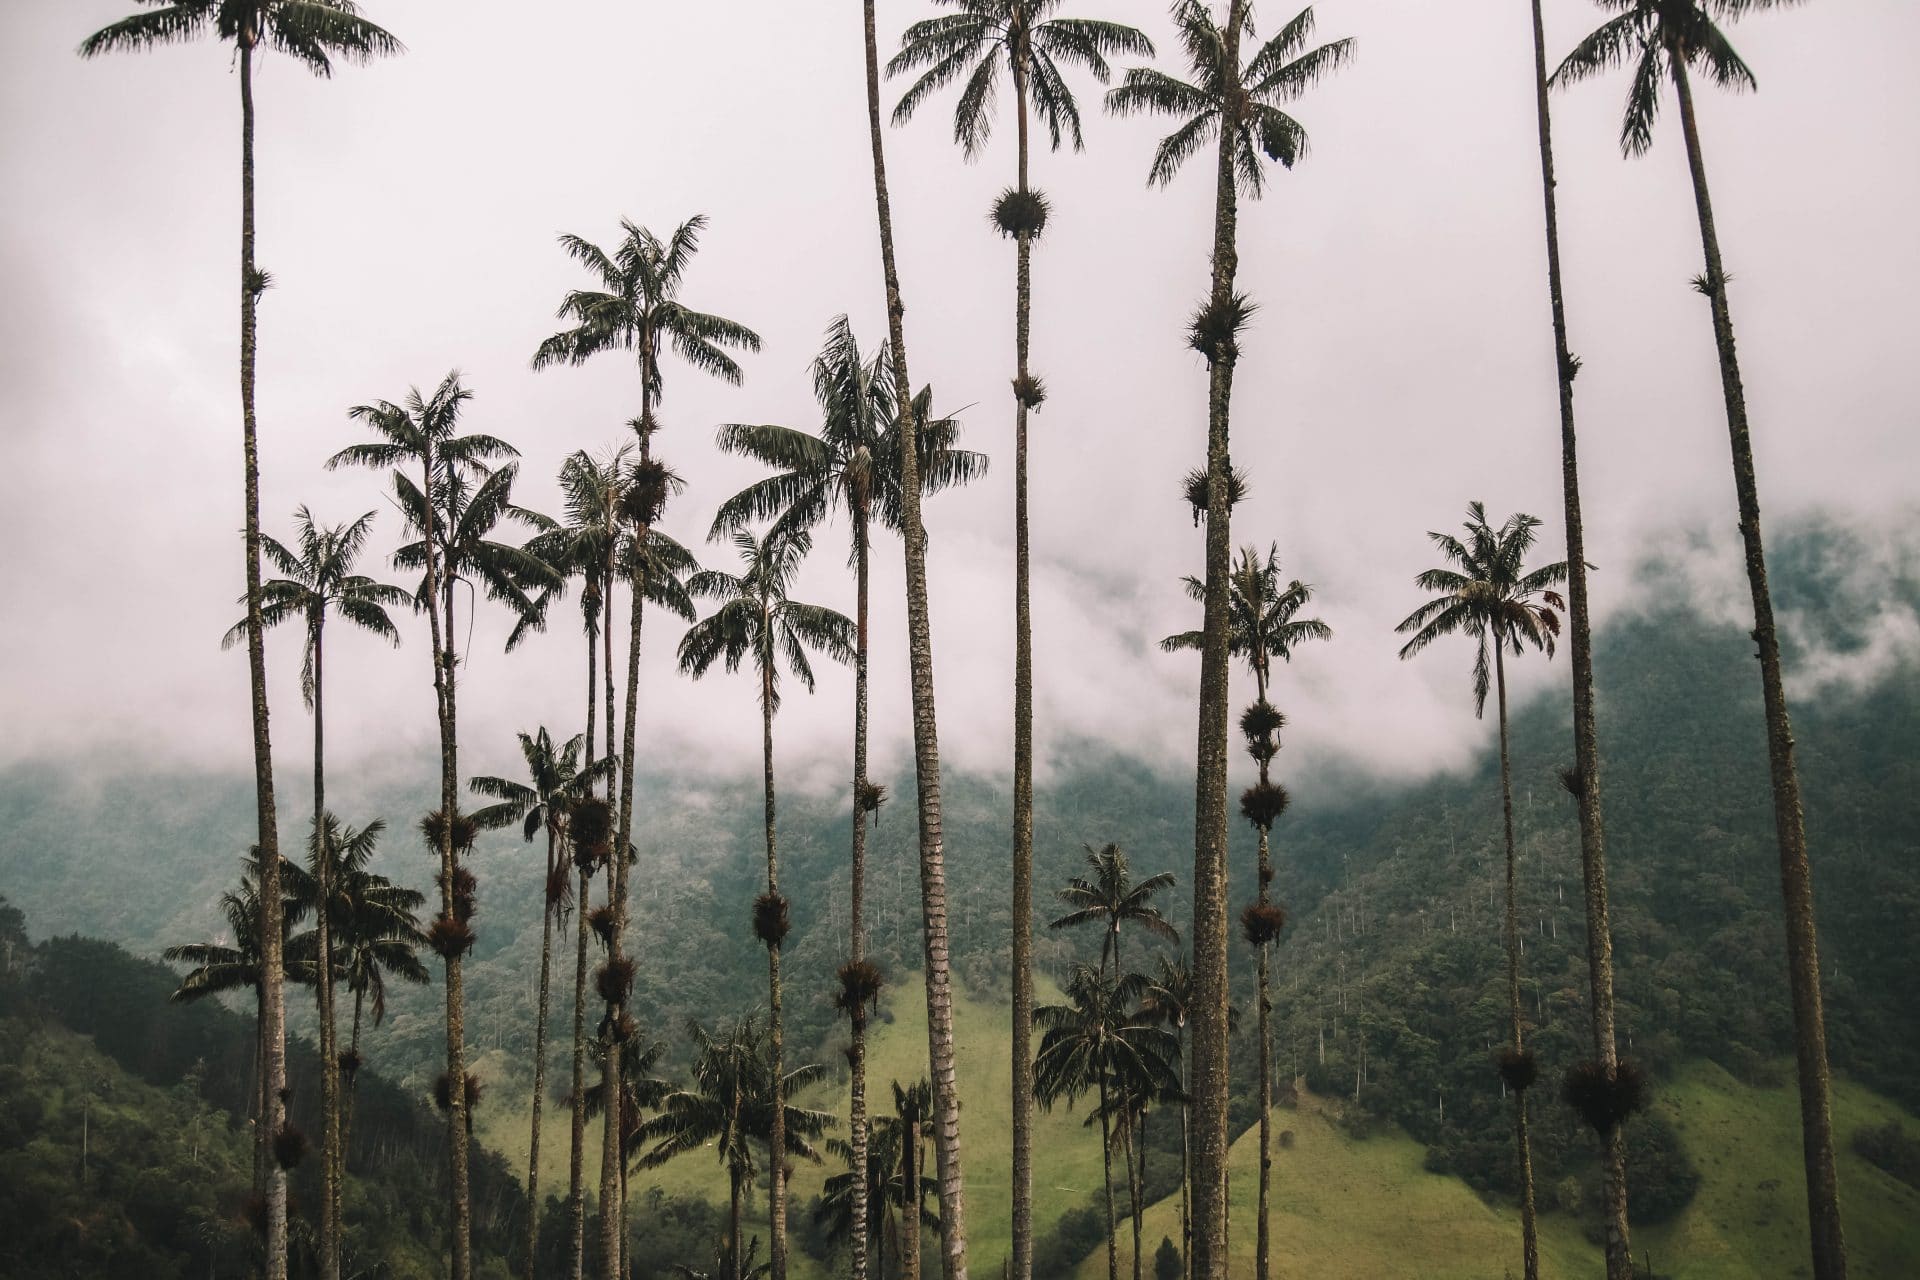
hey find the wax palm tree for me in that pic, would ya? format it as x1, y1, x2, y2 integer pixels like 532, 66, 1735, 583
888, 6, 1150, 1258
710, 314, 985, 1280
533, 218, 758, 1280
223, 505, 407, 1264
1036, 965, 1181, 1280
1396, 502, 1566, 1280
166, 850, 314, 1194
522, 444, 628, 1278
578, 1038, 675, 1261
1504, 2, 1634, 1271
329, 370, 513, 1276
859, 4, 977, 1268
77, 9, 399, 1271
313, 822, 428, 1157
815, 1097, 941, 1280
470, 728, 610, 1279
1107, 12, 1351, 1271
1161, 542, 1327, 1280
638, 1018, 836, 1280
1141, 955, 1194, 1272
1552, 7, 1840, 1274
1049, 843, 1179, 980
678, 527, 854, 1280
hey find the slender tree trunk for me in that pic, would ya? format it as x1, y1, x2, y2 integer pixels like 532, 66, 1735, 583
1190, 7, 1247, 1277
1670, 55, 1846, 1280
254, 987, 267, 1195
851, 512, 873, 1280
238, 34, 289, 1280
1008, 38, 1038, 1280
602, 419, 653, 1280
313, 626, 343, 1280
861, 6, 969, 1275
1124, 1108, 1143, 1280
761, 659, 789, 1280
572, 614, 597, 1280
418, 442, 472, 1280
1252, 666, 1272, 1280
1523, 3, 1632, 1274
1493, 642, 1540, 1280
1178, 1023, 1189, 1280
1099, 1076, 1118, 1280
902, 1119, 921, 1280
525, 824, 558, 1280
343, 986, 364, 1161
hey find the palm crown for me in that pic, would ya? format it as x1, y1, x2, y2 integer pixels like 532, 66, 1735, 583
1395, 502, 1568, 717
677, 529, 856, 714
1049, 842, 1180, 974
709, 316, 987, 548
301, 815, 427, 1026
531, 215, 761, 417
390, 461, 558, 650
1160, 542, 1331, 683
1551, 0, 1795, 157
1034, 965, 1183, 1111
1106, 2, 1353, 193
79, 0, 400, 73
470, 728, 612, 908
889, 0, 1154, 155
223, 506, 411, 706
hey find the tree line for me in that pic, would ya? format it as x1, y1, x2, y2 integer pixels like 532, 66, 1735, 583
74, 1, 1853, 1279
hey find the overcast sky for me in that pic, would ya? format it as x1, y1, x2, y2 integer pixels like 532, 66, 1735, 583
1, 0, 1915, 798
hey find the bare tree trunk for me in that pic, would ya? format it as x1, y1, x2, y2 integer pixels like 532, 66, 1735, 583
1008, 37, 1038, 1280
1494, 642, 1539, 1280
902, 1116, 921, 1280
238, 33, 289, 1280
1178, 1023, 1190, 1280
1522, 3, 1632, 1273
572, 614, 597, 1280
1099, 1076, 1118, 1280
1190, 7, 1247, 1277
761, 660, 789, 1280
342, 987, 364, 1161
1671, 54, 1846, 1280
851, 511, 873, 1280
602, 419, 653, 1280
525, 823, 559, 1280
1124, 1108, 1143, 1280
861, 5, 970, 1275
313, 626, 343, 1280
1252, 667, 1272, 1280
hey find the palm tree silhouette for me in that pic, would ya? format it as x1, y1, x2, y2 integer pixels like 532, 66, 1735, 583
1553, 7, 1843, 1273
679, 527, 853, 1278
711, 314, 984, 1275
534, 217, 758, 1280
1050, 843, 1180, 980
1396, 502, 1566, 1280
78, 9, 400, 1269
470, 728, 610, 1276
888, 8, 1150, 1258
1106, 11, 1352, 1269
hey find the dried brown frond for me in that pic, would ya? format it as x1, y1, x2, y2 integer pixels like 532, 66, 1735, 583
1240, 901, 1287, 947
1495, 1045, 1539, 1093
595, 956, 635, 1005
1240, 780, 1291, 832
272, 1123, 309, 1170
426, 915, 475, 959
1563, 1059, 1646, 1135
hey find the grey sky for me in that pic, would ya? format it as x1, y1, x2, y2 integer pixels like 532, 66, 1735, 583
1, 0, 1914, 797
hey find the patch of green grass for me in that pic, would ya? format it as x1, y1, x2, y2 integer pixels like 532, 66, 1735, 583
477, 1005, 1920, 1280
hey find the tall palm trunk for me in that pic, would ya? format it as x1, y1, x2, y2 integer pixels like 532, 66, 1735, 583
1098, 1075, 1118, 1280
602, 420, 653, 1280
861, 6, 970, 1275
1122, 1107, 1143, 1280
729, 1166, 744, 1280
1492, 641, 1540, 1280
760, 656, 789, 1280
1177, 1022, 1189, 1280
419, 446, 473, 1280
1524, 2, 1630, 1271
525, 821, 559, 1280
1251, 666, 1272, 1280
850, 508, 873, 1280
1669, 54, 1846, 1280
343, 986, 364, 1159
564, 606, 595, 1274
1008, 34, 1039, 1280
238, 32, 290, 1280
902, 1111, 922, 1280
313, 625, 343, 1280
1188, 6, 1247, 1276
